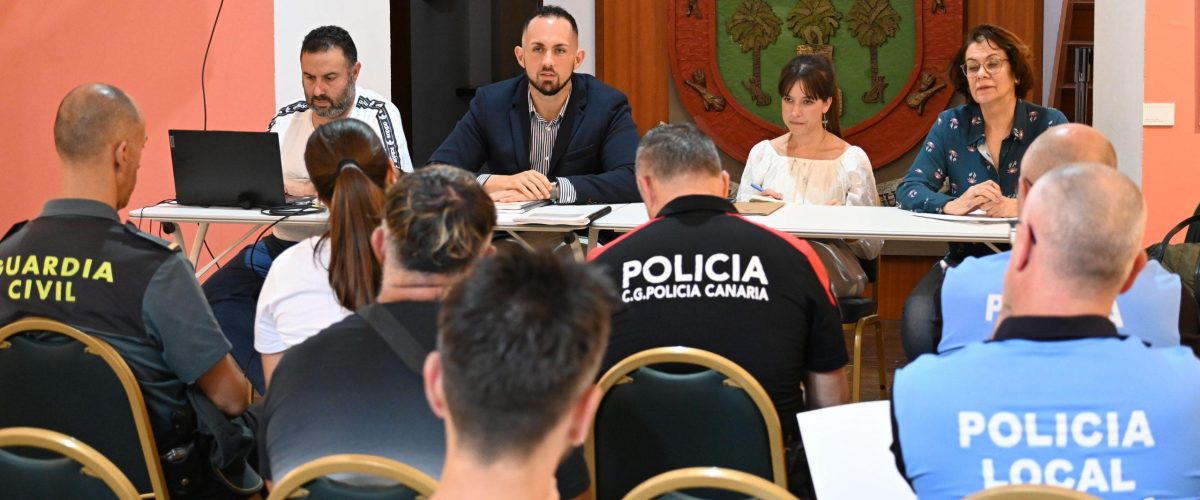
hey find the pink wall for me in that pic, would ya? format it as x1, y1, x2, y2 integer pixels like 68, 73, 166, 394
1, 1, 274, 274
1144, 1, 1198, 244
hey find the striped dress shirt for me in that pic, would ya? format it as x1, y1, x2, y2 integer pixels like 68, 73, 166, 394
477, 92, 578, 203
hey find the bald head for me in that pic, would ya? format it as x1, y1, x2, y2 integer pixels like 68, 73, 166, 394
1021, 124, 1117, 184
1023, 163, 1145, 293
54, 83, 143, 164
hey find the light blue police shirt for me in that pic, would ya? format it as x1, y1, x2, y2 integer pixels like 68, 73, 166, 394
940, 253, 1181, 352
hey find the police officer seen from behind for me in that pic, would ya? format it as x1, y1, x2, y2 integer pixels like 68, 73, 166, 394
0, 83, 259, 497
588, 123, 849, 496
890, 164, 1200, 498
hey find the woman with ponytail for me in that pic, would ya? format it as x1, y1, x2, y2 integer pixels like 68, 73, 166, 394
256, 118, 394, 386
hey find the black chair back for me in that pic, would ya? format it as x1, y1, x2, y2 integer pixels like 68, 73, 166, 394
590, 349, 785, 500
0, 450, 123, 500
0, 318, 164, 495
266, 454, 437, 500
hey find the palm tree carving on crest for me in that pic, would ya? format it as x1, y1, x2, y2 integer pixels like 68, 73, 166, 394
848, 0, 901, 104
788, 0, 840, 57
726, 0, 782, 106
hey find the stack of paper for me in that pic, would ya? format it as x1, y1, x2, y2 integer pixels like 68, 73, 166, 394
498, 205, 613, 226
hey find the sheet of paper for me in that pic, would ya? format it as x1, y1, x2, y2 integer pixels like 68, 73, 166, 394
910, 211, 1016, 223
748, 194, 782, 203
796, 401, 916, 500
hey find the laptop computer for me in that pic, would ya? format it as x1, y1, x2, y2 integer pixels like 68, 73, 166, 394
168, 130, 307, 208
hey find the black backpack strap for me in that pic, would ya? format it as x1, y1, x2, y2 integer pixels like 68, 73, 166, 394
357, 303, 428, 374
1152, 214, 1200, 262
1186, 203, 1200, 243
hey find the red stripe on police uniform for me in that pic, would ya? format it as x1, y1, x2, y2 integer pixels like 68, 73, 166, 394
730, 213, 837, 306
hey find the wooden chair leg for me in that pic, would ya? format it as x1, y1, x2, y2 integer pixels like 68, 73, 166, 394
850, 315, 887, 402
850, 321, 863, 403
871, 316, 888, 399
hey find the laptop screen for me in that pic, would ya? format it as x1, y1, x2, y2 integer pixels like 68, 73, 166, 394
168, 130, 287, 208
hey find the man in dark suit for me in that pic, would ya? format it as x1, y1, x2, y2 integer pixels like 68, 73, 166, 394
428, 5, 640, 204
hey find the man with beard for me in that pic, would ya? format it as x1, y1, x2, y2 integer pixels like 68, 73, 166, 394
203, 25, 412, 393
428, 5, 640, 204
270, 25, 413, 197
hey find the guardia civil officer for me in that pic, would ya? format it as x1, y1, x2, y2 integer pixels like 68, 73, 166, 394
0, 83, 259, 497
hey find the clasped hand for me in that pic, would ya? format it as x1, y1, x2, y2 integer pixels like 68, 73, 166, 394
943, 180, 1017, 217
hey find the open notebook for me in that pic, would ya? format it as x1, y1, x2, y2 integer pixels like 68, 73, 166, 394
497, 205, 613, 226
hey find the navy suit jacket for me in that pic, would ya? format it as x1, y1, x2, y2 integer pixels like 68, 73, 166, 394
427, 73, 640, 203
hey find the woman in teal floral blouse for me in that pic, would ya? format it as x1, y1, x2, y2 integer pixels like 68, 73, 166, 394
899, 24, 1067, 221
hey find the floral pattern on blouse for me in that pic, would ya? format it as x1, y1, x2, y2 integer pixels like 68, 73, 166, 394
897, 100, 1068, 213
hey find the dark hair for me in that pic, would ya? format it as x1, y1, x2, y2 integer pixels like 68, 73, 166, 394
438, 249, 615, 463
382, 164, 495, 274
54, 83, 141, 162
304, 118, 391, 311
949, 24, 1036, 105
302, 25, 358, 66
522, 4, 579, 36
635, 123, 722, 181
777, 54, 842, 136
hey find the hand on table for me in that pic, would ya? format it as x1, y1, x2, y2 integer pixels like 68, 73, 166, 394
484, 171, 552, 200
943, 180, 1003, 215
760, 188, 783, 200
979, 196, 1018, 218
825, 199, 843, 206
284, 178, 317, 197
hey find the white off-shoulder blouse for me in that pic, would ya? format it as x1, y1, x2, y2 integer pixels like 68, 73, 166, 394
737, 137, 883, 260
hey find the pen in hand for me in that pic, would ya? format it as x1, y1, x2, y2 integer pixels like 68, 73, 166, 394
751, 183, 764, 192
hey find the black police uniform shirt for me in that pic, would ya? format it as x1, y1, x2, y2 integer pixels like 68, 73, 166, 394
0, 199, 233, 448
589, 194, 849, 440
259, 300, 591, 497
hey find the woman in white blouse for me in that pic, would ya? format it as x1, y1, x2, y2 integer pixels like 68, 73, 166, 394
737, 54, 882, 295
255, 118, 394, 387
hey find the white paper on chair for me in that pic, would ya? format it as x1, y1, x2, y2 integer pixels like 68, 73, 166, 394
796, 401, 915, 500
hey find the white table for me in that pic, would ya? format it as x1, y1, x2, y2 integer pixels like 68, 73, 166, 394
130, 204, 329, 277
132, 203, 630, 277
586, 203, 1011, 253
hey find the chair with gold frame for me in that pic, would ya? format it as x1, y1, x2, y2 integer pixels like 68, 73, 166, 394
266, 454, 438, 500
965, 484, 1101, 500
586, 347, 788, 500
623, 466, 797, 500
841, 256, 888, 402
0, 316, 169, 499
0, 426, 141, 500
